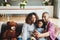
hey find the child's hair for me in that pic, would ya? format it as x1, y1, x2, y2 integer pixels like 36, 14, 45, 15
36, 19, 43, 28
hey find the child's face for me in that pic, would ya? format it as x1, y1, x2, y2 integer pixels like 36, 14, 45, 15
38, 21, 43, 28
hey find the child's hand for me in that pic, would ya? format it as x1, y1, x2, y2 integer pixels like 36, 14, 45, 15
36, 31, 41, 38
34, 30, 38, 35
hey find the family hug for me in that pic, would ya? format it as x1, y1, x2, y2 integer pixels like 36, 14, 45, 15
2, 12, 60, 40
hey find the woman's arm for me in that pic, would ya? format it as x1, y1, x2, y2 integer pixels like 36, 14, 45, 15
22, 24, 28, 40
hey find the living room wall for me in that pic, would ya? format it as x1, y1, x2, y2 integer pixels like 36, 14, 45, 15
8, 0, 44, 6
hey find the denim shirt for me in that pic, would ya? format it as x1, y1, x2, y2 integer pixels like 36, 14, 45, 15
22, 23, 35, 40
36, 28, 44, 33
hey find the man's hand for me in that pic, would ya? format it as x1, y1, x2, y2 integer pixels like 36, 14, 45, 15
36, 32, 50, 38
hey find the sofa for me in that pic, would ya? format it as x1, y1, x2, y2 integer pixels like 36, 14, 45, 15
0, 23, 59, 40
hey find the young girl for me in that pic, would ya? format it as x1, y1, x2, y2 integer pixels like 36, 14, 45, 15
32, 20, 46, 40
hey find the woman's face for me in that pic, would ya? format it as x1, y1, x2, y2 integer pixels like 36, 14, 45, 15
31, 15, 36, 23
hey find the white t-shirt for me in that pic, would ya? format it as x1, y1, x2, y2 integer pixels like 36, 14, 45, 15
22, 23, 35, 40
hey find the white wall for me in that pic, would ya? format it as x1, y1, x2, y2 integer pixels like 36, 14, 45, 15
57, 0, 60, 18
27, 0, 44, 6
54, 0, 60, 18
8, 0, 44, 6
53, 0, 58, 18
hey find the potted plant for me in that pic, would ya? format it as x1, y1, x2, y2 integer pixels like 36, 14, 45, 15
3, 0, 11, 6
20, 0, 27, 9
3, 2, 11, 6
43, 0, 50, 6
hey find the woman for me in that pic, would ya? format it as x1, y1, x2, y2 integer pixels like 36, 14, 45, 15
22, 12, 39, 40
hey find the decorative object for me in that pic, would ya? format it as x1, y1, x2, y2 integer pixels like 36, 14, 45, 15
5, 0, 7, 2
45, 0, 49, 2
3, 2, 11, 6
3, 0, 11, 6
3, 21, 17, 40
43, 1, 49, 6
43, 0, 51, 6
20, 0, 27, 9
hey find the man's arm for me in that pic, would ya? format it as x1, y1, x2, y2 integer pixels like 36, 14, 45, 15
36, 31, 49, 38
36, 22, 56, 40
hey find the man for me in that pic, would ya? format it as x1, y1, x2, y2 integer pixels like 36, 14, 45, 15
36, 12, 56, 40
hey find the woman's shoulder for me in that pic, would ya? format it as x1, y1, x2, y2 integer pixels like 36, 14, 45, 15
22, 23, 28, 27
23, 23, 28, 25
48, 21, 54, 24
48, 21, 54, 26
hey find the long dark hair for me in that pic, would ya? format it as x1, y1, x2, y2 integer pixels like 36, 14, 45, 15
25, 12, 39, 24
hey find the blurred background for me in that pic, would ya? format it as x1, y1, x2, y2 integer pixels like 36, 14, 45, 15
0, 0, 60, 40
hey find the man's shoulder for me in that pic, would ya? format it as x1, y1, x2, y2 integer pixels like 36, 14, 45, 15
49, 21, 54, 24
48, 21, 54, 26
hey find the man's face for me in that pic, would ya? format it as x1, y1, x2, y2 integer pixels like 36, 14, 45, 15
42, 13, 49, 22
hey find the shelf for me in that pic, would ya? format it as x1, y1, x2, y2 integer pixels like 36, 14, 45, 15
0, 6, 53, 18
